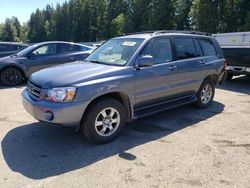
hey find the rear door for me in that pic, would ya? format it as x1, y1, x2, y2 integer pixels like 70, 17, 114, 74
172, 37, 208, 94
26, 44, 57, 75
199, 38, 221, 77
134, 37, 179, 108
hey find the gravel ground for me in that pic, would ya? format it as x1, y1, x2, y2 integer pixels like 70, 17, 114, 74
0, 76, 249, 188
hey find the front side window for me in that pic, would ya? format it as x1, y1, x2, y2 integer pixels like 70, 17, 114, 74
32, 44, 56, 56
199, 39, 217, 56
140, 38, 173, 64
173, 38, 196, 60
86, 38, 144, 66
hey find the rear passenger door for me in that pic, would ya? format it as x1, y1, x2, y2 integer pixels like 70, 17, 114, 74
134, 37, 179, 108
172, 37, 208, 95
199, 38, 221, 76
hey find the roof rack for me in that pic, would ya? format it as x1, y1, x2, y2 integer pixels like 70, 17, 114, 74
154, 30, 211, 36
128, 30, 211, 36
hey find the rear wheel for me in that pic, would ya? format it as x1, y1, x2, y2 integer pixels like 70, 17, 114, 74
82, 98, 126, 143
0, 67, 23, 86
195, 79, 215, 108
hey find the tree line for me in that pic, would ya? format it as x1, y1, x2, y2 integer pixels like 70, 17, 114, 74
0, 0, 250, 43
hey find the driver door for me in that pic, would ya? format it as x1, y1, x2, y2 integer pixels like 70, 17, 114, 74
26, 44, 58, 76
134, 37, 179, 108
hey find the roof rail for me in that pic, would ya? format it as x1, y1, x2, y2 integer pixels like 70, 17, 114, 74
118, 30, 212, 37
152, 30, 211, 36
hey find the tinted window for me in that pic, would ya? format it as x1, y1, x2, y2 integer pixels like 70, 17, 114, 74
199, 39, 217, 56
71, 45, 84, 52
141, 38, 172, 64
32, 44, 56, 56
80, 46, 91, 51
193, 39, 203, 57
57, 44, 71, 53
57, 44, 86, 53
173, 38, 196, 60
0, 44, 12, 52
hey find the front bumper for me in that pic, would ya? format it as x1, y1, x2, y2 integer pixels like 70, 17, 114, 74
22, 89, 90, 128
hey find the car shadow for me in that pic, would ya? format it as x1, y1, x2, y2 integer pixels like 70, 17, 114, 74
0, 84, 26, 90
218, 76, 250, 95
2, 101, 224, 180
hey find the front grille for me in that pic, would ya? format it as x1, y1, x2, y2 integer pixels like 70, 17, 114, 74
27, 81, 41, 98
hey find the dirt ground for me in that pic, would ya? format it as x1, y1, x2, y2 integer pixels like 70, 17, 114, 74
0, 76, 249, 188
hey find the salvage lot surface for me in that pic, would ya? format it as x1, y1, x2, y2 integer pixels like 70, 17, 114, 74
0, 76, 250, 188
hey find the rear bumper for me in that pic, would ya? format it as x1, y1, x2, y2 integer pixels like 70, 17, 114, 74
22, 89, 90, 128
218, 69, 226, 84
227, 66, 250, 75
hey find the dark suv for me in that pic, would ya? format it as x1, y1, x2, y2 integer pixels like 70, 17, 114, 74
22, 31, 225, 143
0, 42, 28, 58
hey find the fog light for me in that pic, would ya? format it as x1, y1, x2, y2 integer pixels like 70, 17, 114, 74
45, 111, 54, 121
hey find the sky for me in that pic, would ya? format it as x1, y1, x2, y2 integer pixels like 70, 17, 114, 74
0, 0, 67, 24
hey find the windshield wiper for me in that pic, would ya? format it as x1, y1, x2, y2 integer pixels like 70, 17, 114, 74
88, 60, 105, 65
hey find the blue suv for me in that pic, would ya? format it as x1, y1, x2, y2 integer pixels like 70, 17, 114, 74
22, 31, 225, 143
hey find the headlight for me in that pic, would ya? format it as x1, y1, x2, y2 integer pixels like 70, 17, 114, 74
46, 87, 76, 102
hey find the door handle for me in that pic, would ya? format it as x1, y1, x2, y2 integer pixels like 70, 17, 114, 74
199, 60, 206, 64
168, 65, 177, 71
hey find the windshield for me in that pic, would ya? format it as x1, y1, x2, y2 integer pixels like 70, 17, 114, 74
86, 38, 144, 66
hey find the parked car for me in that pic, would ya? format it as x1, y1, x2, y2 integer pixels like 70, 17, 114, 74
213, 32, 250, 80
22, 31, 225, 143
0, 42, 28, 58
0, 41, 93, 86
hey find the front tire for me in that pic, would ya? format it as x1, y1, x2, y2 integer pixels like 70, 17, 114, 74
195, 79, 215, 108
82, 98, 126, 143
0, 67, 23, 86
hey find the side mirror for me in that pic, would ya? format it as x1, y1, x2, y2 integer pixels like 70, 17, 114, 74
27, 53, 35, 59
137, 55, 154, 68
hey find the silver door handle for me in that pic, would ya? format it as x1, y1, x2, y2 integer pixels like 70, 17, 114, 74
199, 60, 206, 64
168, 65, 177, 70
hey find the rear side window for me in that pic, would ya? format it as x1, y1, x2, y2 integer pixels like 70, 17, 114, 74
173, 38, 196, 60
199, 39, 217, 56
141, 38, 173, 64
57, 44, 85, 53
0, 44, 12, 52
80, 46, 91, 51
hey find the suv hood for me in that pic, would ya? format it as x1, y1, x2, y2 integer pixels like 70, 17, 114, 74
29, 61, 129, 88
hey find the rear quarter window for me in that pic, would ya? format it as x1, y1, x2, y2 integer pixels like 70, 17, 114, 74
199, 38, 217, 56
